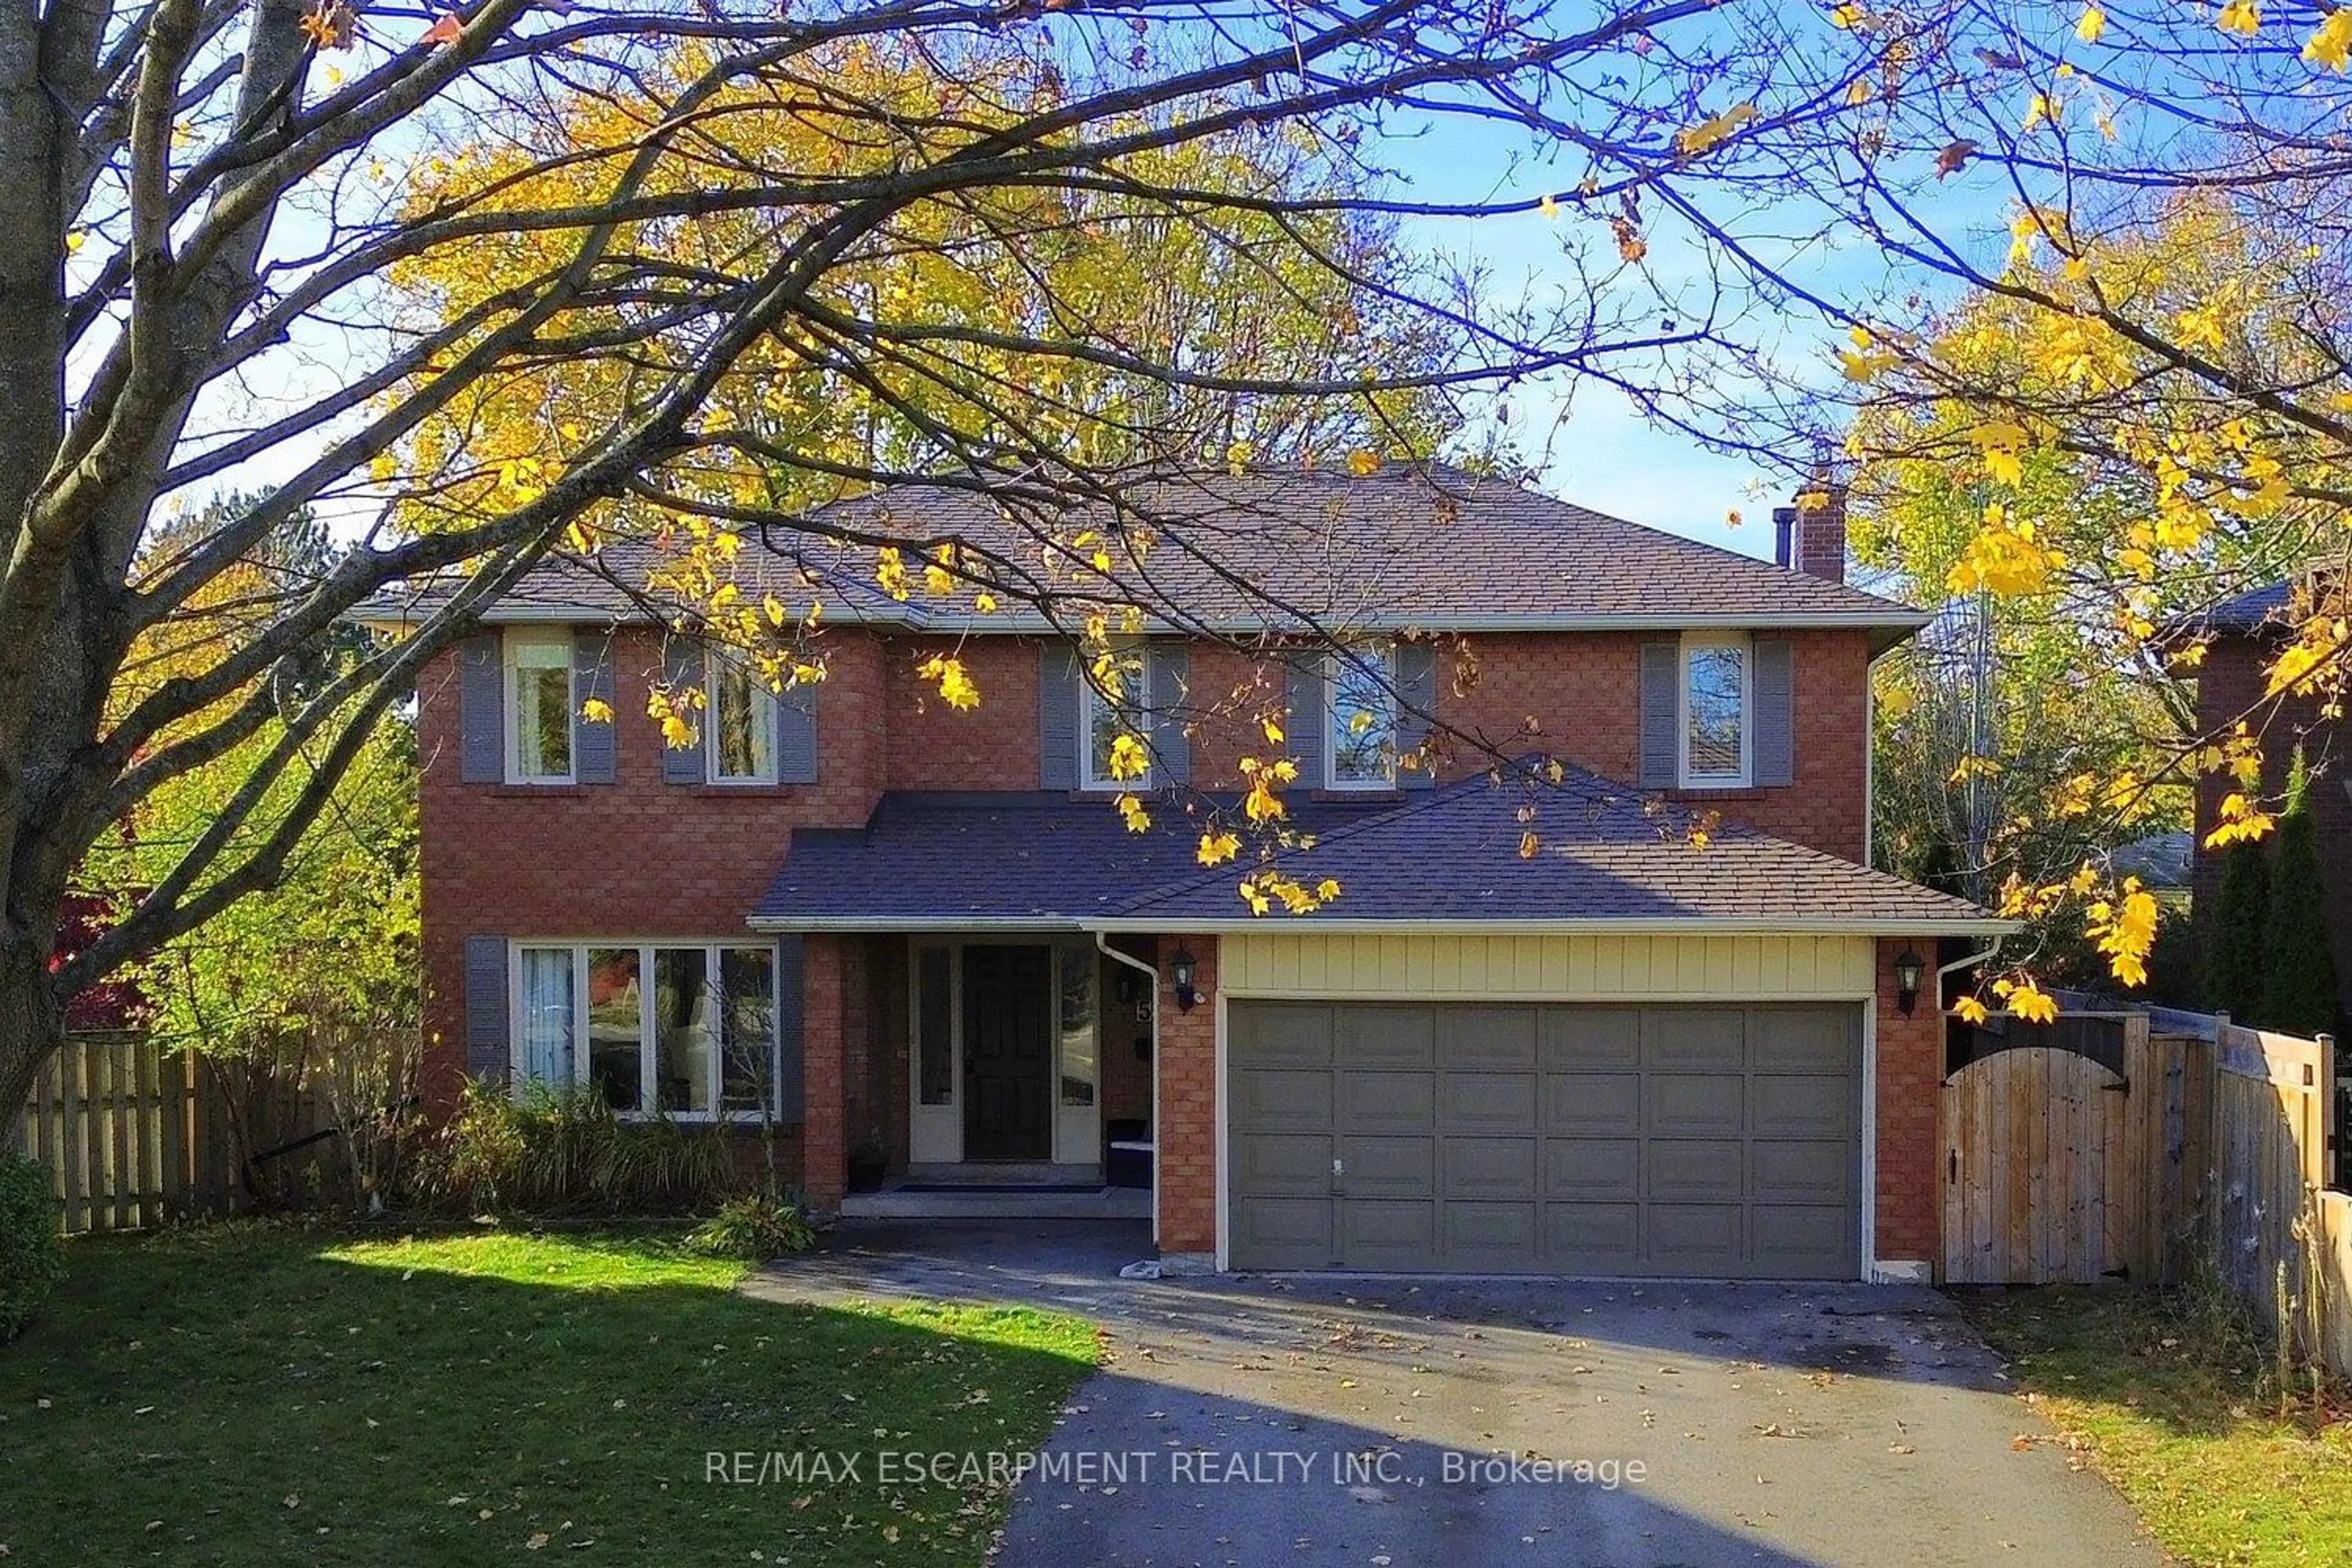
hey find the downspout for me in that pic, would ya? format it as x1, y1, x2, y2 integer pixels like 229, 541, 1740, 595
1939, 941, 2002, 1012
1096, 932, 1161, 1248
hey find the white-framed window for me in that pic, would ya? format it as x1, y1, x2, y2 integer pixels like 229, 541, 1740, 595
708, 655, 778, 785
505, 627, 575, 783
1679, 633, 1751, 788
510, 941, 780, 1119
1327, 643, 1398, 790
1079, 641, 1152, 791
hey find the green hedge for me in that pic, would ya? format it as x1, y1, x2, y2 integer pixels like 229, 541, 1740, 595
0, 1152, 64, 1342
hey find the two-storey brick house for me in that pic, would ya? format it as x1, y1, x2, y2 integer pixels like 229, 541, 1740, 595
369, 464, 2005, 1281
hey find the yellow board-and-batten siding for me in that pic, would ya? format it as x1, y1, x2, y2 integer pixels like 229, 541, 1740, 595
1216, 932, 1877, 999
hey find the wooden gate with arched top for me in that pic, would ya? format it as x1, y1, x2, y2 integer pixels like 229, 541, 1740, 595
1939, 1045, 2136, 1284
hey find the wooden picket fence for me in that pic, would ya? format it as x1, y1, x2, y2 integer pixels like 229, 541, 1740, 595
1941, 1009, 2352, 1374
12, 1033, 355, 1234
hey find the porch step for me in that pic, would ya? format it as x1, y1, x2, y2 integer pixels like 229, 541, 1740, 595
903, 1162, 1102, 1188
837, 1185, 1150, 1221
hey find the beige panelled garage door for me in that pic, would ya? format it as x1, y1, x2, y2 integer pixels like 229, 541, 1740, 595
1227, 1001, 1862, 1278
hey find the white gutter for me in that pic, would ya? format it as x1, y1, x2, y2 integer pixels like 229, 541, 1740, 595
916, 609, 1933, 636
745, 914, 1087, 933
353, 601, 1931, 636
748, 913, 2016, 937
1095, 933, 1164, 1247
1081, 915, 2020, 938
1939, 940, 2003, 995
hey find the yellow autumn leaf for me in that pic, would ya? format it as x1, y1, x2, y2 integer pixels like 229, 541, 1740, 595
1675, 102, 1758, 156
1952, 995, 1991, 1026
2307, 8, 2352, 69
917, 654, 981, 710
2218, 0, 2258, 34
1197, 830, 1242, 866
579, 698, 614, 724
2077, 3, 2106, 41
2007, 981, 2059, 1024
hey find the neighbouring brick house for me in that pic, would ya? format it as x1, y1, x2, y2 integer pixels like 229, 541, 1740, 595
363, 464, 2007, 1281
2190, 578, 2352, 1025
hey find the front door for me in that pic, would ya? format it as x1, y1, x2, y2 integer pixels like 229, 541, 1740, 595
962, 944, 1054, 1161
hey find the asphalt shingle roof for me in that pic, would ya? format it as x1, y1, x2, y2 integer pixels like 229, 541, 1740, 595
752, 791, 1397, 926
2202, 579, 2294, 634
752, 763, 2004, 932
356, 464, 1926, 638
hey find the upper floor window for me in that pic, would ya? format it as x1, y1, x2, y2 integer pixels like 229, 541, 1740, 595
506, 627, 573, 783
1681, 634, 1750, 787
1328, 644, 1397, 790
709, 655, 777, 784
1080, 641, 1151, 791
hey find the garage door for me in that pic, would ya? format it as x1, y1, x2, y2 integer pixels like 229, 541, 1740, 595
1226, 1001, 1861, 1278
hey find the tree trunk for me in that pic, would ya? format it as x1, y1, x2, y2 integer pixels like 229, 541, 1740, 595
0, 939, 64, 1129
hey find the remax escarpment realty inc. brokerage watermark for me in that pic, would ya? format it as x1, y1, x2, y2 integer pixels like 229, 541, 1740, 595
705, 1449, 1649, 1491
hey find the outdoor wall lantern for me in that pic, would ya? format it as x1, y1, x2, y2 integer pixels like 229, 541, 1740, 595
1170, 948, 1200, 1012
1893, 948, 1926, 1017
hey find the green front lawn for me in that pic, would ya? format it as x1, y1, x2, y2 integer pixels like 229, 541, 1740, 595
1963, 1287, 2352, 1566
0, 1226, 1098, 1564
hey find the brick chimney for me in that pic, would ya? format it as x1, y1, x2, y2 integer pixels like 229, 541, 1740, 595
1772, 478, 1847, 584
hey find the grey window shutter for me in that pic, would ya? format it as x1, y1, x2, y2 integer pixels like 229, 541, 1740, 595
1638, 641, 1679, 789
776, 679, 819, 785
1395, 641, 1437, 790
1286, 656, 1325, 788
573, 633, 616, 784
662, 641, 706, 785
1147, 644, 1190, 786
462, 935, 509, 1084
458, 633, 503, 784
1754, 639, 1795, 787
1039, 644, 1082, 790
773, 935, 805, 1123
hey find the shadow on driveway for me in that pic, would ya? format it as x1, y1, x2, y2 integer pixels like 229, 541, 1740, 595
747, 1219, 2169, 1567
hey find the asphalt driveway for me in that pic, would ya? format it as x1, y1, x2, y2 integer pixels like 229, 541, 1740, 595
744, 1221, 2167, 1567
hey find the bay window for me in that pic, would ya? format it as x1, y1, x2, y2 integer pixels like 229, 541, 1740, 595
512, 942, 781, 1118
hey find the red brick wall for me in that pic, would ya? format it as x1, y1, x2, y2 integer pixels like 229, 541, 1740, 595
415, 625, 889, 1110
2191, 633, 2352, 1021
1435, 629, 1872, 861
1153, 936, 1219, 1256
1874, 935, 1942, 1267
801, 933, 849, 1210
881, 635, 1047, 790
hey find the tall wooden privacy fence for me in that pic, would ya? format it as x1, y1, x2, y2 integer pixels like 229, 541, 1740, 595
1942, 1010, 2352, 1374
12, 1033, 358, 1234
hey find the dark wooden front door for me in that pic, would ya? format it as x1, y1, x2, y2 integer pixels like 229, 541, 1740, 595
963, 944, 1054, 1161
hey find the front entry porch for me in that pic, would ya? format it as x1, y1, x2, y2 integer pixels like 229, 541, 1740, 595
795, 930, 1161, 1225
